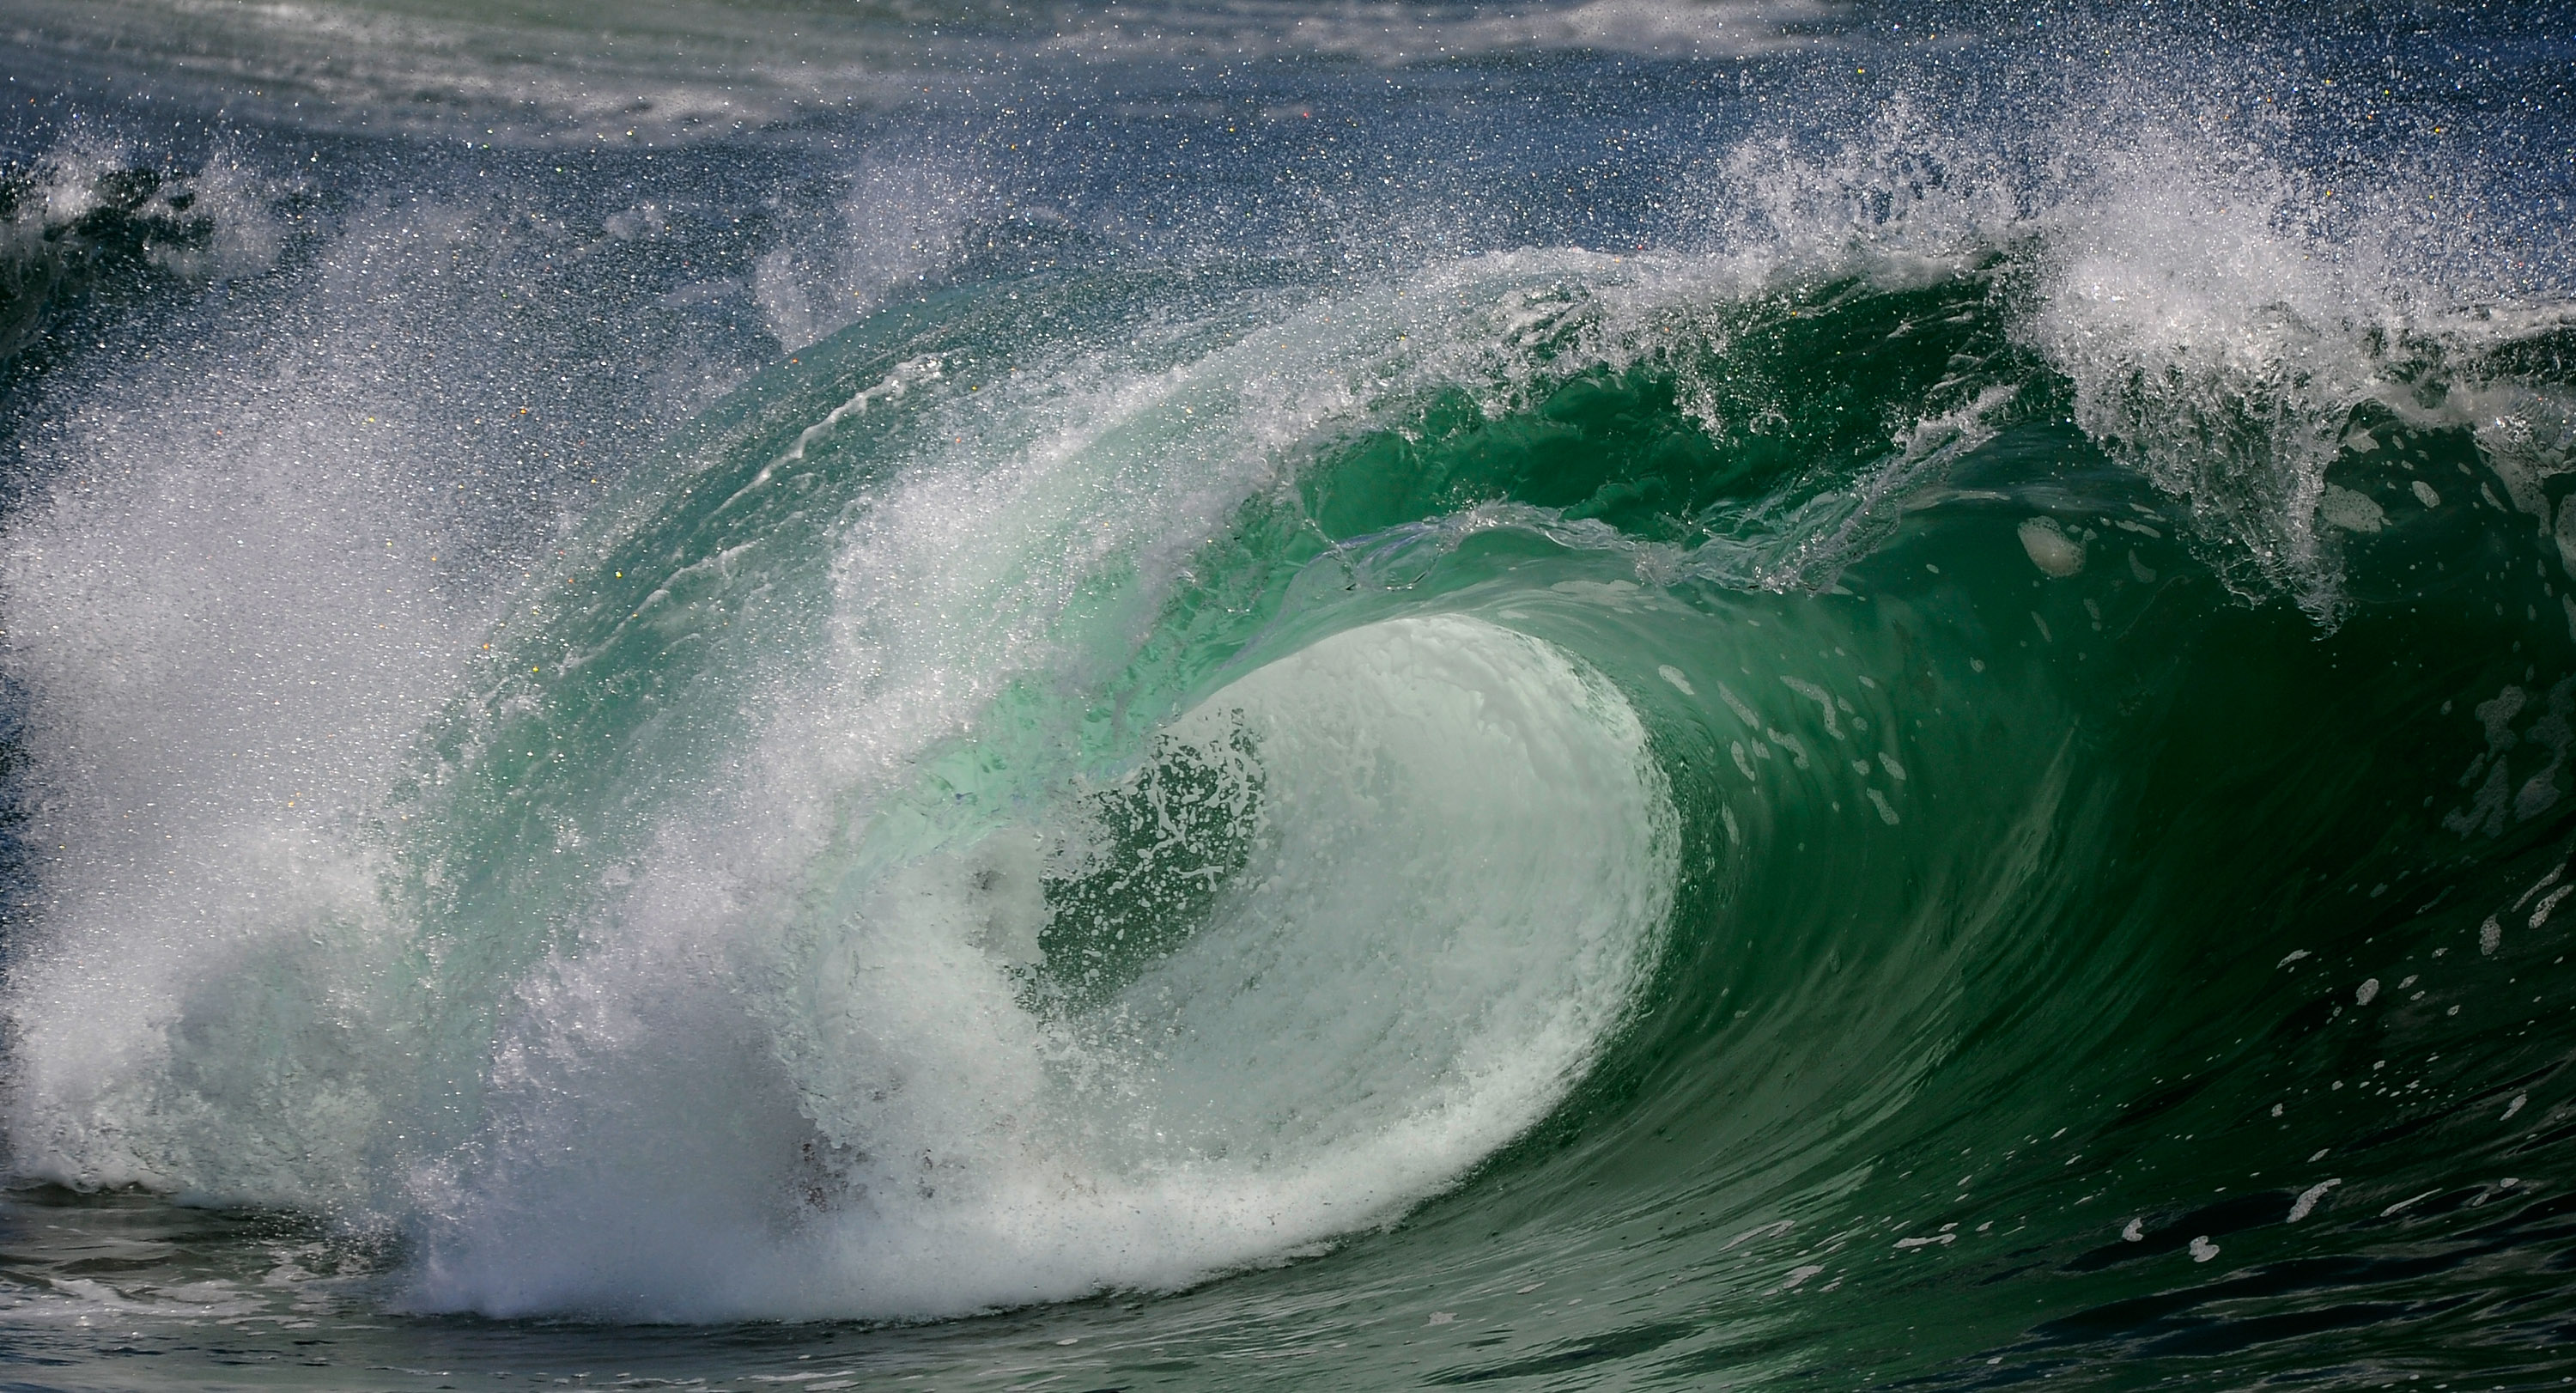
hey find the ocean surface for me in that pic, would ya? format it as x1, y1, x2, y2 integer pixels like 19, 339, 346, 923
2, 1, 2573, 1388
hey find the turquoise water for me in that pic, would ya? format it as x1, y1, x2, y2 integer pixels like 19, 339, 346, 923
3, 4, 2576, 1389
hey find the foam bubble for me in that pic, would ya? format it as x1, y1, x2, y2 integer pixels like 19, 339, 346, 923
2018, 518, 2086, 577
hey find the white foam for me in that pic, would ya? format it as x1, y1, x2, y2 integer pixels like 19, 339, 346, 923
2017, 518, 2086, 577
414, 615, 1674, 1319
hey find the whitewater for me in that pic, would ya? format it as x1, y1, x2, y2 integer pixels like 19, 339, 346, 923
1, 2, 2574, 1389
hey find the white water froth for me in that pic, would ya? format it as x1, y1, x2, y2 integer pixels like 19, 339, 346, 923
1683, 88, 2576, 614
413, 615, 1673, 1319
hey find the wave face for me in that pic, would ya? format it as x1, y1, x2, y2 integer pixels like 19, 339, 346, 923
6, 3, 2576, 1389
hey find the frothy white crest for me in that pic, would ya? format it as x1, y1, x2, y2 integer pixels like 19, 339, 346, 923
2014, 122, 2403, 611
1680, 82, 2574, 616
